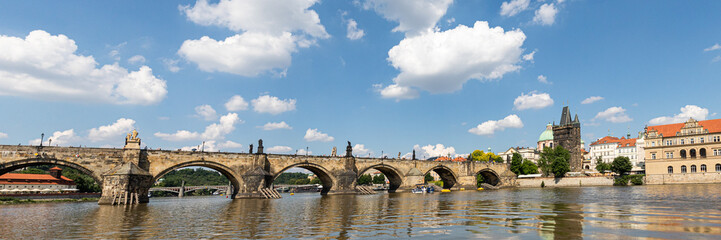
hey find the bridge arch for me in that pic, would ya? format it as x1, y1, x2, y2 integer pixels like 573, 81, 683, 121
153, 160, 240, 199
0, 158, 102, 186
357, 164, 404, 192
424, 165, 458, 189
271, 162, 335, 195
476, 168, 501, 187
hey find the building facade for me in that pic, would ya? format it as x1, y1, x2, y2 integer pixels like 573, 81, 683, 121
644, 118, 721, 184
552, 106, 583, 172
588, 135, 645, 173
0, 167, 77, 194
537, 124, 554, 150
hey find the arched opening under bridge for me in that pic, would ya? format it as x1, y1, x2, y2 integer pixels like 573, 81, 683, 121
357, 164, 403, 193
270, 163, 334, 195
424, 166, 457, 189
0, 158, 102, 194
476, 169, 501, 187
153, 161, 238, 199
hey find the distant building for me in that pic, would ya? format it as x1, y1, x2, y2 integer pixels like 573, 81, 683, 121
0, 167, 78, 194
644, 118, 721, 184
588, 135, 645, 173
537, 124, 554, 150
498, 147, 539, 164
552, 106, 583, 172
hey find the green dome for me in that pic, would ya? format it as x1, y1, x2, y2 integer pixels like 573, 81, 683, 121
538, 124, 554, 142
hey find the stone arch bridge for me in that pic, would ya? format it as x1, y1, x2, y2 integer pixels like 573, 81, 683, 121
0, 141, 515, 204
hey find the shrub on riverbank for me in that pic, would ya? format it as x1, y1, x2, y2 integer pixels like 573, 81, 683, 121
613, 174, 645, 186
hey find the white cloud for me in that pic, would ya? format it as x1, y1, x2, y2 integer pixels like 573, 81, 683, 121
468, 114, 524, 135
163, 58, 181, 73
704, 44, 721, 52
353, 144, 373, 156
376, 83, 419, 100
128, 55, 146, 64
514, 91, 553, 110
304, 128, 334, 142
362, 0, 453, 37
523, 50, 535, 61
225, 95, 249, 112
181, 140, 243, 152
258, 121, 292, 130
297, 148, 312, 155
180, 0, 328, 38
252, 95, 296, 114
594, 107, 632, 123
500, 0, 530, 17
649, 105, 709, 125
155, 113, 241, 141
194, 104, 218, 121
0, 132, 7, 139
581, 96, 603, 104
0, 30, 167, 105
533, 3, 558, 26
268, 145, 293, 153
88, 118, 136, 142
380, 21, 526, 100
178, 0, 328, 76
346, 19, 365, 40
537, 75, 550, 84
29, 129, 77, 146
403, 144, 457, 159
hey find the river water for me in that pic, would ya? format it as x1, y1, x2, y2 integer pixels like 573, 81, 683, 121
1, 184, 720, 239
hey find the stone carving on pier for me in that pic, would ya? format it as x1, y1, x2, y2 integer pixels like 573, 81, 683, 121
124, 130, 141, 149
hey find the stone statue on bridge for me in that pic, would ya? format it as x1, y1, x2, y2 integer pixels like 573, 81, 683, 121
412, 150, 416, 160
345, 141, 352, 157
124, 130, 141, 149
249, 144, 253, 154
257, 139, 264, 154
331, 147, 337, 157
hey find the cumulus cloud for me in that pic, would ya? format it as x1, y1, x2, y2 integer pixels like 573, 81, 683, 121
29, 129, 77, 146
178, 0, 328, 76
346, 19, 365, 40
379, 21, 526, 100
162, 58, 181, 73
297, 148, 312, 155
304, 128, 334, 142
252, 95, 296, 114
523, 50, 535, 61
533, 3, 558, 26
258, 121, 292, 130
581, 96, 603, 104
594, 107, 632, 123
88, 118, 136, 142
194, 104, 218, 121
376, 83, 419, 100
514, 91, 553, 110
127, 55, 146, 64
225, 95, 249, 112
0, 30, 167, 105
500, 0, 530, 17
704, 44, 721, 52
181, 140, 243, 152
268, 145, 293, 153
468, 115, 524, 135
362, 0, 453, 37
649, 105, 709, 125
537, 75, 550, 84
155, 113, 241, 141
353, 144, 373, 156
0, 132, 7, 139
403, 144, 457, 159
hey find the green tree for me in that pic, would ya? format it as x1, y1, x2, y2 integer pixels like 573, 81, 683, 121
471, 150, 484, 161
476, 174, 485, 187
310, 178, 321, 184
424, 173, 434, 182
510, 153, 523, 175
18, 168, 46, 174
372, 174, 386, 184
357, 174, 372, 185
611, 156, 633, 175
595, 157, 610, 173
539, 146, 571, 177
520, 160, 539, 175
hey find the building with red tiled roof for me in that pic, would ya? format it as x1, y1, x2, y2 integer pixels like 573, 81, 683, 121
644, 118, 721, 184
588, 134, 645, 172
0, 167, 77, 194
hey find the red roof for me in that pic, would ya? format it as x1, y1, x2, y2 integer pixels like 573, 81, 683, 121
0, 173, 74, 185
49, 167, 63, 171
647, 118, 721, 137
590, 136, 619, 146
590, 136, 637, 147
617, 138, 637, 148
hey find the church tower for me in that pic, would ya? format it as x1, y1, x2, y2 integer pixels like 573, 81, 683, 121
552, 106, 582, 172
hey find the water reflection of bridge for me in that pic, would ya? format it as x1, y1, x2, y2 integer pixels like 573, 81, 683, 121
273, 184, 322, 193
149, 185, 230, 197
0, 134, 516, 205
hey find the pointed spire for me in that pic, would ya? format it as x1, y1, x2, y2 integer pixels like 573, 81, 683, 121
573, 114, 579, 123
559, 106, 572, 126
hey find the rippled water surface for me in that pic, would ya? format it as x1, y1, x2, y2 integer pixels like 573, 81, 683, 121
2, 184, 721, 239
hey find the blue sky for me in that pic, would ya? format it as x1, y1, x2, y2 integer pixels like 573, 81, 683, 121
0, 0, 719, 159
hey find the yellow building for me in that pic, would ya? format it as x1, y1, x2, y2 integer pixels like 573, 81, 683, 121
644, 118, 721, 184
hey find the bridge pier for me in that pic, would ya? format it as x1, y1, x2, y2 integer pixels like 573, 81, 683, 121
98, 162, 153, 205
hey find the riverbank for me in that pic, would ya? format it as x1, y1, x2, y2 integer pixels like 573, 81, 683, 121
517, 176, 614, 188
0, 197, 99, 205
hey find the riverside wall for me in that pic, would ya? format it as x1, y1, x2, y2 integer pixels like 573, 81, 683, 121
646, 172, 721, 185
517, 176, 613, 188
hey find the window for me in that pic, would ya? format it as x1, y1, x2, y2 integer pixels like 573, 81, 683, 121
690, 138, 695, 144
715, 136, 721, 142
680, 139, 685, 144
691, 165, 697, 173
666, 140, 673, 146
701, 164, 707, 172
651, 153, 656, 159
651, 141, 656, 147
668, 166, 673, 173
666, 152, 674, 159
681, 165, 687, 173
701, 137, 705, 143
717, 164, 721, 172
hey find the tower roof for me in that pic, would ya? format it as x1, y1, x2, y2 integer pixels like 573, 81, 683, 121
538, 124, 554, 142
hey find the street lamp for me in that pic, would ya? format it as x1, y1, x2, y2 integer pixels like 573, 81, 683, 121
40, 133, 44, 147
